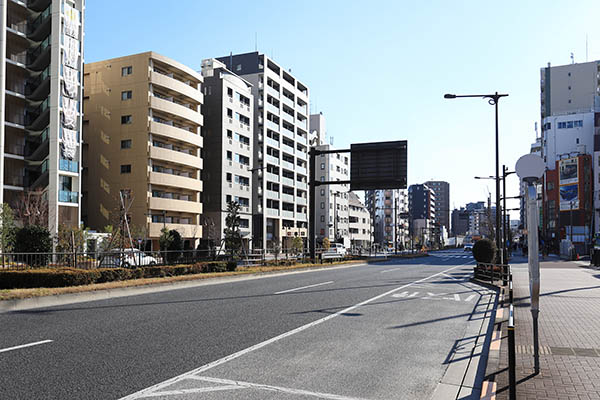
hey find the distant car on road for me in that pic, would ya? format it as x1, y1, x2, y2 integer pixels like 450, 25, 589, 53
464, 243, 474, 252
330, 243, 347, 257
99, 248, 158, 268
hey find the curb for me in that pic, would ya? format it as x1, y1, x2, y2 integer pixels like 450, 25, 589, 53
479, 286, 509, 400
430, 281, 500, 399
0, 261, 369, 313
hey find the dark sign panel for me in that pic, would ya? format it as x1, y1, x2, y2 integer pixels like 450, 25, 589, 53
350, 140, 407, 190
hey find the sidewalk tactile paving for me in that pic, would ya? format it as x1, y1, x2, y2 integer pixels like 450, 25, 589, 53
492, 257, 600, 399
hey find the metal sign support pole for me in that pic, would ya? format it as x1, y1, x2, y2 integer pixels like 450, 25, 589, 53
527, 184, 541, 373
309, 147, 316, 261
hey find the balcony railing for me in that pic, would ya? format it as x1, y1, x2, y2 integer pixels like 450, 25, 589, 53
25, 97, 50, 126
27, 4, 51, 36
27, 35, 51, 66
25, 66, 50, 96
59, 159, 78, 173
59, 190, 79, 203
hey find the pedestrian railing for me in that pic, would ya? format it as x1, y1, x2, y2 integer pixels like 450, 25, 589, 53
474, 262, 511, 284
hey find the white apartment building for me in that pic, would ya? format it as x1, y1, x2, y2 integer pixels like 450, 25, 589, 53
201, 58, 253, 249
216, 52, 309, 250
348, 191, 371, 249
309, 112, 350, 247
2, 0, 84, 234
366, 189, 409, 250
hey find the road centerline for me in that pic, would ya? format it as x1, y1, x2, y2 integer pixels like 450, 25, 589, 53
120, 260, 475, 400
274, 281, 334, 295
0, 340, 53, 354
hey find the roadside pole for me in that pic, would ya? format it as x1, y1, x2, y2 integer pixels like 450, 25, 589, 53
309, 147, 316, 261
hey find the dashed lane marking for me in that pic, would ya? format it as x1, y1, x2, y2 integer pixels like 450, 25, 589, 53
0, 340, 53, 354
274, 281, 334, 294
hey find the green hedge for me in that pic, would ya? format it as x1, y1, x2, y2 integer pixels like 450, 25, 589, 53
0, 261, 233, 289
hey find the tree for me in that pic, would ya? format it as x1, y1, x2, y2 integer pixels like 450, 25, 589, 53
14, 189, 48, 227
56, 224, 86, 253
160, 228, 183, 263
14, 225, 53, 266
322, 237, 331, 251
223, 201, 242, 257
0, 203, 16, 252
291, 236, 303, 256
473, 238, 496, 263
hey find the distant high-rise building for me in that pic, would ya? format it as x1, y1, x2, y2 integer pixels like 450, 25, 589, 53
365, 189, 409, 249
1, 0, 85, 234
451, 208, 469, 236
425, 180, 450, 235
215, 52, 309, 250
83, 52, 204, 249
539, 61, 600, 252
200, 58, 254, 249
348, 192, 371, 249
408, 184, 435, 247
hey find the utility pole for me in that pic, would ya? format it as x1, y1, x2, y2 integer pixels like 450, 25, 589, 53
394, 197, 398, 254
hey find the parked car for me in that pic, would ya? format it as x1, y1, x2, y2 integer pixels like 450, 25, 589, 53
464, 243, 474, 252
330, 243, 347, 257
99, 248, 158, 268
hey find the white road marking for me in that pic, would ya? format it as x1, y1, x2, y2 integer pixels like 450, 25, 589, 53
180, 376, 371, 400
392, 291, 419, 298
120, 260, 474, 400
464, 294, 477, 302
274, 281, 334, 294
380, 268, 399, 274
0, 339, 53, 354
442, 258, 450, 261
144, 385, 243, 397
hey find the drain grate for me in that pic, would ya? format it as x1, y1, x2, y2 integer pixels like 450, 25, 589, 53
516, 345, 600, 357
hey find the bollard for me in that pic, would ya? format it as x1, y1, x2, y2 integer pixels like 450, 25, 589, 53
508, 304, 516, 400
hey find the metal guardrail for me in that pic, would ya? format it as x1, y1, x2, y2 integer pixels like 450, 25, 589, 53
474, 262, 511, 284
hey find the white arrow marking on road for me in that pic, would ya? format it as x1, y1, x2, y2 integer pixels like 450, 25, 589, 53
0, 339, 53, 354
442, 294, 462, 302
275, 281, 334, 294
391, 291, 419, 298
423, 292, 447, 300
464, 294, 477, 302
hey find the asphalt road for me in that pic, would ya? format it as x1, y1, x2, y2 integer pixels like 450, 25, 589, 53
0, 250, 492, 400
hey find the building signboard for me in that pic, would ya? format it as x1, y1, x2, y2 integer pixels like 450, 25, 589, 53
559, 183, 579, 211
559, 158, 578, 185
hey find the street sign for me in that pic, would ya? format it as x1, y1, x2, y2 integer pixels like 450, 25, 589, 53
350, 140, 407, 191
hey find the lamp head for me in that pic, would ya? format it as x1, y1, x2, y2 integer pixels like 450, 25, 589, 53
444, 94, 456, 99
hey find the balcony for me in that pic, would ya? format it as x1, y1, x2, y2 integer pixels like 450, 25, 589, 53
266, 119, 279, 133
297, 213, 308, 221
282, 193, 294, 203
27, 4, 51, 42
297, 197, 307, 206
282, 210, 294, 219
149, 197, 203, 214
282, 176, 295, 187
281, 95, 294, 109
25, 66, 50, 101
27, 35, 51, 71
282, 143, 295, 155
266, 102, 279, 116
282, 123, 294, 136
149, 121, 202, 148
296, 103, 307, 115
282, 160, 295, 171
296, 165, 307, 175
150, 96, 203, 126
266, 190, 279, 200
59, 158, 78, 173
266, 136, 279, 148
149, 171, 203, 192
59, 190, 79, 204
266, 154, 279, 166
150, 146, 202, 169
266, 208, 279, 217
297, 119, 308, 130
281, 110, 294, 124
150, 71, 203, 104
25, 97, 50, 130
266, 85, 279, 99
149, 222, 201, 239
265, 172, 279, 183
296, 182, 307, 190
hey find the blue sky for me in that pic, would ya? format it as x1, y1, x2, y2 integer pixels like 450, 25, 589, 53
85, 0, 600, 218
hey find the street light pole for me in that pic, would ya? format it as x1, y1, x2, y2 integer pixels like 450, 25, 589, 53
445, 92, 508, 264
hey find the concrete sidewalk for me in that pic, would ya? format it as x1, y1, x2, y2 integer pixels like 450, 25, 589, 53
490, 255, 600, 399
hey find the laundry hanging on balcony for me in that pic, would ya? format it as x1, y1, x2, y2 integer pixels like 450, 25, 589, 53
62, 36, 79, 69
61, 97, 77, 129
62, 66, 78, 98
61, 128, 78, 160
63, 4, 80, 40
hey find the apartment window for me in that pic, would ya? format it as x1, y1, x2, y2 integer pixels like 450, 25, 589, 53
226, 195, 232, 203
320, 189, 325, 196
226, 151, 232, 160
121, 90, 132, 100
227, 108, 233, 118
121, 66, 132, 76
120, 164, 131, 174
226, 129, 232, 139
320, 202, 325, 209
227, 88, 233, 97
320, 163, 325, 170
576, 138, 580, 144
320, 215, 325, 222
121, 115, 132, 124
226, 173, 232, 182
120, 139, 132, 149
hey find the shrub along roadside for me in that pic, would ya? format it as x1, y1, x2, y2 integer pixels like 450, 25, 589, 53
0, 261, 235, 290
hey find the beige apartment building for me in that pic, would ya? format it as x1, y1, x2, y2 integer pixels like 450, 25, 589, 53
82, 52, 204, 250
1, 0, 85, 234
